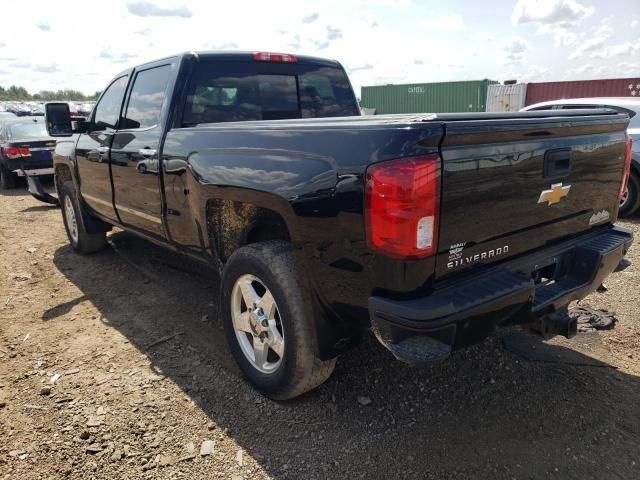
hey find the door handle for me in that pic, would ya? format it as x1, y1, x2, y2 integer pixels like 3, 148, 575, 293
543, 148, 571, 179
96, 146, 109, 154
138, 148, 156, 158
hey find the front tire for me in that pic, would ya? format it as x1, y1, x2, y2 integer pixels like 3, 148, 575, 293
59, 181, 108, 254
619, 172, 640, 217
221, 241, 335, 400
0, 162, 17, 189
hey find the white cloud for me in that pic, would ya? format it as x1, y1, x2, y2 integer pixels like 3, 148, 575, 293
631, 19, 638, 29
526, 1, 598, 48
499, 65, 550, 83
568, 35, 607, 59
326, 25, 342, 40
593, 23, 614, 37
347, 63, 374, 74
501, 36, 530, 63
33, 64, 60, 73
302, 13, 319, 24
567, 22, 614, 59
473, 32, 494, 42
126, 1, 191, 18
512, 0, 595, 25
575, 63, 594, 73
591, 40, 640, 59
536, 24, 578, 46
37, 20, 51, 31
422, 14, 465, 32
99, 49, 138, 63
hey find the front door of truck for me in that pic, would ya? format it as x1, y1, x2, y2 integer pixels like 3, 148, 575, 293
76, 75, 128, 221
110, 62, 173, 238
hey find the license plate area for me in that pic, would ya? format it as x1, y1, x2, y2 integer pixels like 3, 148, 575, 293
532, 262, 558, 286
530, 255, 564, 287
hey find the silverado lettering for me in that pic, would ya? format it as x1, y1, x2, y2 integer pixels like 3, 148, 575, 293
44, 51, 634, 399
447, 246, 510, 269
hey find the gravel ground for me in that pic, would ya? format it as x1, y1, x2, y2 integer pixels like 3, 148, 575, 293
0, 184, 639, 480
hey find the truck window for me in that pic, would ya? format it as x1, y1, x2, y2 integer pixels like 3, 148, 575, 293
93, 76, 128, 130
122, 65, 171, 129
182, 61, 359, 126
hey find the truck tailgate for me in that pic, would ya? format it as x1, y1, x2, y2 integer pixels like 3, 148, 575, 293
436, 111, 629, 278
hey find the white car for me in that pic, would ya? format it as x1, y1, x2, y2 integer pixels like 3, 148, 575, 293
522, 97, 640, 217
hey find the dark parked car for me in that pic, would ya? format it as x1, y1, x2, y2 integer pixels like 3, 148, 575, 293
523, 97, 640, 216
44, 51, 633, 399
0, 118, 55, 189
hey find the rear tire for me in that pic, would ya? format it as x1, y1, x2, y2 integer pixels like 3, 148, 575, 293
59, 181, 108, 254
0, 162, 17, 189
619, 172, 640, 217
221, 241, 336, 400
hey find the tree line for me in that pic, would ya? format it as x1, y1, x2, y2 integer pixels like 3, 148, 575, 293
0, 85, 100, 101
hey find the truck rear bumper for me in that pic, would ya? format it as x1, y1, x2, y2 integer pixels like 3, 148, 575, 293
13, 167, 55, 177
368, 226, 633, 364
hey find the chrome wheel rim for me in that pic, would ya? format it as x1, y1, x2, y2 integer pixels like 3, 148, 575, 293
231, 274, 284, 374
620, 187, 629, 209
64, 196, 79, 244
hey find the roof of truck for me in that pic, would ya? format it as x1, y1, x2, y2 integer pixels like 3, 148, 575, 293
130, 51, 341, 72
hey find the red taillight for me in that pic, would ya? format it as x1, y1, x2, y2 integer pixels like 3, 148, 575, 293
2, 146, 31, 159
365, 154, 441, 259
253, 51, 297, 63
620, 136, 633, 200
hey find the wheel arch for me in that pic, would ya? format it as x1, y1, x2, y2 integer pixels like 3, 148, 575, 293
206, 197, 293, 264
54, 163, 73, 194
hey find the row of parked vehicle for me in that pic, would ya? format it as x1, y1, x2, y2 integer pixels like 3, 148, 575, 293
0, 102, 95, 191
0, 101, 94, 117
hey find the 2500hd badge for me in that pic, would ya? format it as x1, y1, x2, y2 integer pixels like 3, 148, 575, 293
447, 244, 511, 269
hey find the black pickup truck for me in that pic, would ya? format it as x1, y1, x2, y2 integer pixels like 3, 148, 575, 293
44, 51, 633, 399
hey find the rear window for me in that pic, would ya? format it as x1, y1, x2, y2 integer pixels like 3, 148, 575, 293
8, 122, 48, 139
123, 65, 171, 129
182, 60, 359, 125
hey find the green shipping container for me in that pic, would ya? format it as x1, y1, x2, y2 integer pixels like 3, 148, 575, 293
361, 79, 498, 114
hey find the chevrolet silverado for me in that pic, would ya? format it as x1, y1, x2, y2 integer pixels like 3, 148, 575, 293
43, 51, 633, 399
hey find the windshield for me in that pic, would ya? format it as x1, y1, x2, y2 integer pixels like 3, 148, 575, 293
9, 122, 49, 139
183, 60, 359, 125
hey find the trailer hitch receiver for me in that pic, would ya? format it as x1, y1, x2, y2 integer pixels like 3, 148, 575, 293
538, 307, 577, 340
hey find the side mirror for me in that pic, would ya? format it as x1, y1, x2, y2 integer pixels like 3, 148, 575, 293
44, 103, 73, 137
71, 118, 89, 134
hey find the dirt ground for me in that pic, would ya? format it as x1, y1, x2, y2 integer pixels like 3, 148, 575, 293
1, 182, 639, 480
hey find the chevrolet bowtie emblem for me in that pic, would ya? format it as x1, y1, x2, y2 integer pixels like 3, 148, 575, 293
538, 182, 571, 206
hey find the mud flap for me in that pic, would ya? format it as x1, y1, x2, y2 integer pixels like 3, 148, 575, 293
18, 170, 59, 206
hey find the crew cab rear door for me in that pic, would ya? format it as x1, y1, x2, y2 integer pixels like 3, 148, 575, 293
435, 110, 629, 278
76, 75, 129, 221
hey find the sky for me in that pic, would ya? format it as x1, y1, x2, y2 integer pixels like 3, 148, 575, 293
0, 0, 638, 97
